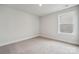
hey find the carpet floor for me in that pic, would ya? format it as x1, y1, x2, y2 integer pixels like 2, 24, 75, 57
0, 37, 79, 54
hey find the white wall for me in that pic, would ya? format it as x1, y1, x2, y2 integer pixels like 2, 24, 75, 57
0, 5, 39, 46
0, 5, 79, 46
40, 6, 79, 44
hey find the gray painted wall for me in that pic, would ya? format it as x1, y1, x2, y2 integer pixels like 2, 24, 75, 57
0, 5, 40, 46
40, 6, 79, 44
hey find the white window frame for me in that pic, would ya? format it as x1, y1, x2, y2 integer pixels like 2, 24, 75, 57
58, 11, 77, 35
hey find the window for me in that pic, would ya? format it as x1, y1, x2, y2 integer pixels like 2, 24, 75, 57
58, 11, 77, 35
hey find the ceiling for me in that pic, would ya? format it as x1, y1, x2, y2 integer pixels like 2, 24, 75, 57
4, 4, 78, 16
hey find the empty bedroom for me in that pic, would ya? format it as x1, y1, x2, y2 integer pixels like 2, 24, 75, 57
0, 4, 79, 54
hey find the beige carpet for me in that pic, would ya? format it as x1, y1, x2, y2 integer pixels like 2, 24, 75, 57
0, 37, 79, 54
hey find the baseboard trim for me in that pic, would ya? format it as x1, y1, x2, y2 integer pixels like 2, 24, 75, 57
0, 34, 40, 47
0, 33, 79, 47
40, 34, 79, 46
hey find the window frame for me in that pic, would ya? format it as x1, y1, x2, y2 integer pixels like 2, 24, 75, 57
58, 11, 77, 35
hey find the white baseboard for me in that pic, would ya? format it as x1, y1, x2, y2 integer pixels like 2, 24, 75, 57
0, 33, 78, 47
40, 33, 57, 40
40, 33, 79, 45
0, 34, 40, 47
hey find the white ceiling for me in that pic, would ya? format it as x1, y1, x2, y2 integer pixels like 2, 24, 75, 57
4, 4, 78, 16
